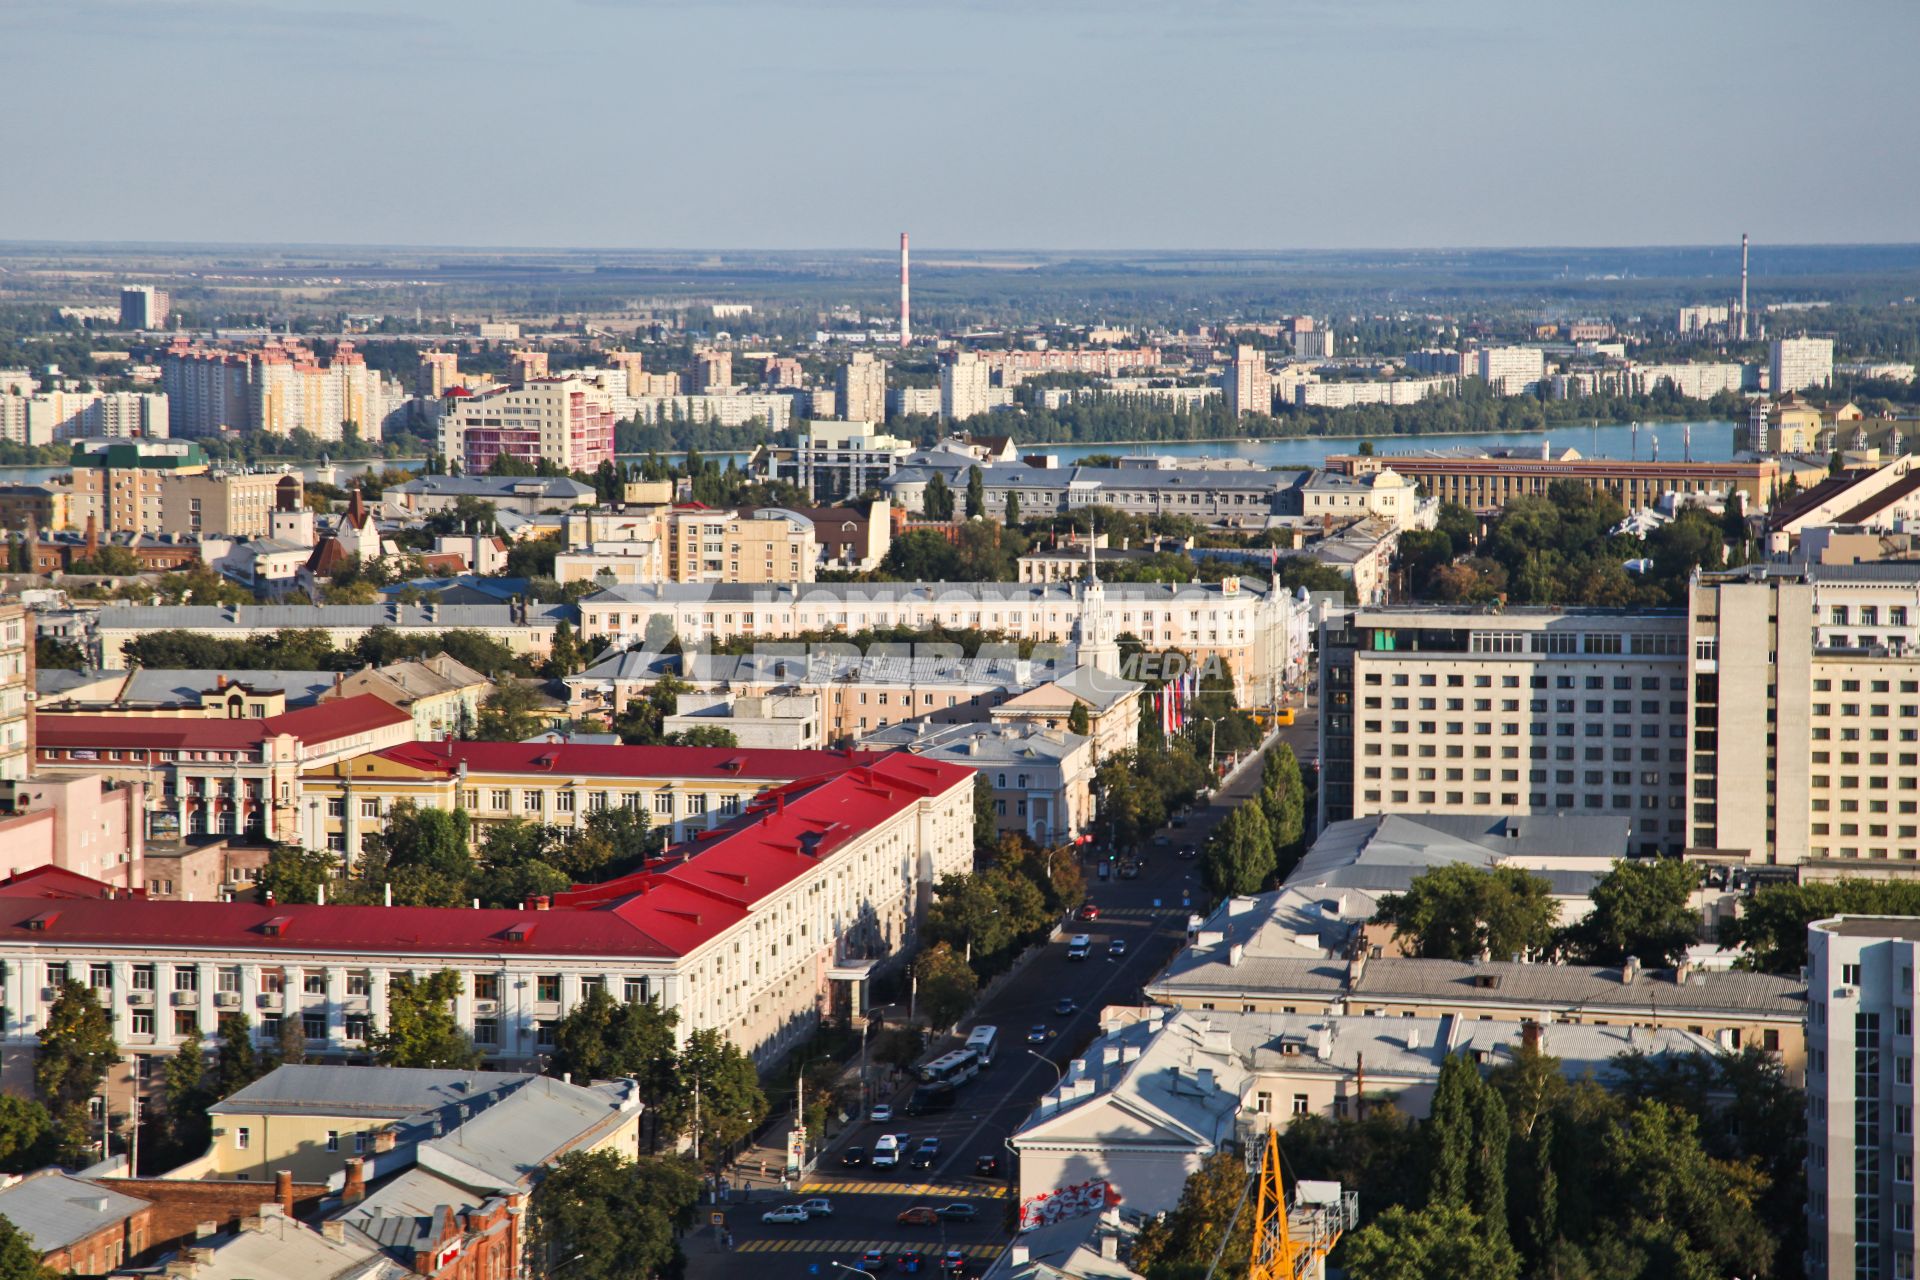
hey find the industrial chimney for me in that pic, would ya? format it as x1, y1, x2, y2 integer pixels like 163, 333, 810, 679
899, 232, 911, 348
1739, 233, 1750, 342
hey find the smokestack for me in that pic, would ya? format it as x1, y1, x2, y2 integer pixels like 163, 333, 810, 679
899, 232, 910, 348
1740, 233, 1749, 341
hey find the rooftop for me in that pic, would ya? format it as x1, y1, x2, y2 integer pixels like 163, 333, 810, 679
366, 739, 881, 783
1287, 812, 1630, 899
0, 1171, 150, 1253
583, 578, 1269, 608
859, 720, 1090, 764
210, 1065, 533, 1121
389, 475, 595, 499
91, 601, 577, 630
37, 695, 413, 753
1812, 915, 1920, 941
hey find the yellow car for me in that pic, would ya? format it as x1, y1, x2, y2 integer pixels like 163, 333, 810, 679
1273, 708, 1296, 726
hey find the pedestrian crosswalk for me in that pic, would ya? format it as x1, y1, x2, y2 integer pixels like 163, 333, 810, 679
798, 1178, 1010, 1200
738, 1238, 1002, 1258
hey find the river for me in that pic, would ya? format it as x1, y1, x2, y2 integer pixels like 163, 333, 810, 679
0, 419, 1738, 486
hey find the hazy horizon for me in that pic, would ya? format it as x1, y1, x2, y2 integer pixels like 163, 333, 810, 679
5, 0, 1916, 251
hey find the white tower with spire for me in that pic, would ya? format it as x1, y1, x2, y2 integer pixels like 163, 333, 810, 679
1074, 533, 1120, 675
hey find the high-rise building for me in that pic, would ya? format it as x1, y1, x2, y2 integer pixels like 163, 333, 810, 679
837, 351, 887, 423
118, 285, 169, 331
0, 603, 28, 781
1804, 914, 1918, 1280
939, 350, 993, 422
1677, 304, 1730, 335
510, 349, 549, 381
160, 342, 251, 437
0, 390, 168, 446
438, 377, 616, 476
1773, 336, 1836, 394
419, 349, 460, 397
606, 349, 646, 397
1292, 329, 1335, 360
162, 338, 392, 441
1476, 346, 1547, 395
1221, 345, 1273, 418
692, 348, 732, 394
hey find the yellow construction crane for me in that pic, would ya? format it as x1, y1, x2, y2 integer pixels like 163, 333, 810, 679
1206, 1127, 1350, 1280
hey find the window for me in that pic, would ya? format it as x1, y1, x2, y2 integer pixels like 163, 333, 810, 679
491, 789, 510, 811
235, 1127, 251, 1150
555, 790, 575, 813
535, 1021, 556, 1048
303, 1014, 326, 1041
625, 977, 650, 1003
537, 975, 561, 1002
131, 1010, 153, 1036
474, 1018, 498, 1046
89, 963, 111, 990
474, 974, 500, 1002
346, 972, 370, 997
303, 971, 327, 995
1291, 1094, 1310, 1116
173, 1010, 198, 1036
326, 1131, 340, 1152
345, 1015, 369, 1042
652, 793, 674, 815
522, 790, 542, 813
359, 798, 379, 819
131, 965, 155, 991
174, 966, 198, 992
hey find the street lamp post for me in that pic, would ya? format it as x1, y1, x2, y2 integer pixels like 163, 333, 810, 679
1026, 1048, 1065, 1091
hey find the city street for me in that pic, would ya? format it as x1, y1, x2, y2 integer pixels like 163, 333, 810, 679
691, 700, 1317, 1277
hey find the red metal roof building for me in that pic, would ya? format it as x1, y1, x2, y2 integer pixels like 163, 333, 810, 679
35, 696, 416, 845
0, 750, 975, 1096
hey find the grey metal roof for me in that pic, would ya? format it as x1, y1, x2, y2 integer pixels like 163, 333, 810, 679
91, 601, 576, 631
1052, 664, 1145, 711
399, 1075, 637, 1193
209, 1065, 536, 1120
119, 669, 340, 705
390, 475, 594, 500
0, 1173, 149, 1253
682, 650, 1050, 689
1286, 813, 1629, 898
860, 720, 1088, 763
1350, 957, 1806, 1016
1815, 915, 1920, 940
340, 1166, 480, 1260
584, 578, 1268, 607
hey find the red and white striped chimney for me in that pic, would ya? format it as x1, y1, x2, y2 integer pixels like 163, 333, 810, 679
899, 232, 910, 348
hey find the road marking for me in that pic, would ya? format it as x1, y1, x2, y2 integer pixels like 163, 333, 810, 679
737, 1239, 1001, 1257
798, 1178, 1009, 1199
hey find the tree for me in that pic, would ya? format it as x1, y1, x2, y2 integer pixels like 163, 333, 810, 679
1557, 858, 1701, 966
276, 1010, 307, 1066
360, 801, 473, 907
159, 1028, 214, 1164
1373, 864, 1557, 961
526, 1148, 699, 1280
972, 775, 998, 859
1133, 1149, 1253, 1280
665, 726, 738, 748
547, 620, 584, 677
1201, 801, 1275, 897
1717, 877, 1920, 973
1259, 744, 1306, 871
1067, 701, 1091, 736
923, 472, 954, 520
675, 1029, 765, 1163
548, 986, 679, 1100
1004, 490, 1020, 525
1342, 1204, 1522, 1280
212, 1012, 262, 1100
915, 942, 978, 1029
0, 1096, 50, 1174
372, 970, 482, 1069
35, 980, 119, 1161
478, 680, 547, 741
1593, 1100, 1775, 1280
965, 466, 985, 518
34, 636, 84, 670
252, 843, 338, 905
0, 1215, 53, 1280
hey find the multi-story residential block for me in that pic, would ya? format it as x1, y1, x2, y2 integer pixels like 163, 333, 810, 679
1292, 376, 1456, 408
691, 348, 732, 394
1317, 605, 1691, 853
0, 603, 27, 782
769, 420, 913, 502
1677, 304, 1731, 334
65, 443, 299, 538
837, 351, 888, 423
940, 350, 994, 421
891, 386, 942, 418
1221, 345, 1272, 418
437, 378, 615, 475
1475, 345, 1547, 395
298, 740, 875, 864
0, 483, 66, 534
508, 349, 548, 382
315, 655, 490, 740
885, 459, 1289, 529
34, 696, 416, 843
1326, 450, 1783, 514
580, 576, 1295, 703
418, 349, 460, 397
88, 600, 576, 670
624, 392, 792, 431
1805, 915, 1919, 1280
1292, 328, 1335, 360
0, 751, 974, 1098
0, 389, 168, 446
1630, 361, 1745, 400
161, 338, 394, 442
975, 347, 1161, 378
159, 342, 251, 437
118, 285, 170, 331
1772, 336, 1836, 394
665, 508, 816, 584
1296, 468, 1424, 528
386, 473, 596, 517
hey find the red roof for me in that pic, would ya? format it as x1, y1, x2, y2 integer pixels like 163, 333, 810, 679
37, 696, 412, 753
374, 740, 883, 782
0, 866, 139, 901
0, 751, 974, 961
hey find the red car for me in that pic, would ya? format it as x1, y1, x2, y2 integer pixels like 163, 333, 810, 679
897, 1206, 940, 1226
1077, 903, 1099, 922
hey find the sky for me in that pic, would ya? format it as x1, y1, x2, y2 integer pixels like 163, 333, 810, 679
6, 0, 1917, 252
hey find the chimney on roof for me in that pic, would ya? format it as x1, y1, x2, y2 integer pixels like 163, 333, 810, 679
275, 1169, 295, 1215
1621, 955, 1641, 985
216, 674, 227, 690
341, 1158, 365, 1206
534, 896, 551, 911
1101, 1233, 1120, 1261
1521, 1020, 1542, 1053
322, 1220, 347, 1242
372, 1127, 398, 1154
1010, 1244, 1030, 1268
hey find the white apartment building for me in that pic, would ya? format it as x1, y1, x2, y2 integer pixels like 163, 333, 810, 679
1292, 328, 1335, 360
0, 752, 975, 1101
623, 392, 792, 431
580, 576, 1295, 703
1805, 916, 1919, 1280
940, 350, 994, 421
1476, 346, 1547, 396
1678, 304, 1731, 335
437, 377, 616, 475
837, 351, 888, 423
0, 390, 168, 446
1221, 345, 1272, 418
1293, 376, 1456, 409
1773, 337, 1836, 394
1318, 606, 1691, 854
251, 342, 392, 443
1631, 362, 1745, 400
771, 420, 912, 502
0, 604, 27, 781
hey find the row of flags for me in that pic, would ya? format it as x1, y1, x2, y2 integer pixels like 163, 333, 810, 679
1149, 668, 1201, 737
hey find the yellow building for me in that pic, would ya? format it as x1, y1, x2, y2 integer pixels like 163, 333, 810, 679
666, 508, 816, 584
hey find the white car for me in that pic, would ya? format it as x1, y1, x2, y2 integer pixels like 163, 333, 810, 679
762, 1205, 810, 1225
870, 1103, 894, 1123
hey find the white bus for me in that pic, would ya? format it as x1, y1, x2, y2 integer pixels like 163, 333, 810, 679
918, 1048, 982, 1087
965, 1025, 999, 1066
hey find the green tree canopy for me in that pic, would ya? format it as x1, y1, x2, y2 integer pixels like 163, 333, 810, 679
675, 1028, 765, 1163
0, 1214, 53, 1280
965, 466, 985, 518
1717, 877, 1920, 973
923, 472, 955, 520
526, 1148, 699, 1280
35, 980, 120, 1161
1373, 864, 1557, 961
915, 941, 978, 1029
1558, 858, 1701, 966
373, 970, 482, 1069
1132, 1149, 1253, 1280
1201, 801, 1276, 896
1342, 1204, 1522, 1280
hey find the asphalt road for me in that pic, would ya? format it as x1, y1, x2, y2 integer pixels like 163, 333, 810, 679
702, 701, 1319, 1277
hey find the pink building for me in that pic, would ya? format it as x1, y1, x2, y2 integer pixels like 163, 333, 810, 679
0, 775, 145, 891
